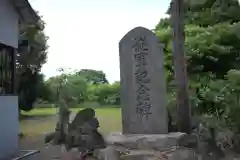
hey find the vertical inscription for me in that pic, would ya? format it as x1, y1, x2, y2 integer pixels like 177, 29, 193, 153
132, 36, 152, 121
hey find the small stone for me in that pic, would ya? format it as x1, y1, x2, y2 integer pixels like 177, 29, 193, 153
178, 133, 198, 148
120, 150, 155, 160
167, 148, 198, 160
94, 146, 120, 160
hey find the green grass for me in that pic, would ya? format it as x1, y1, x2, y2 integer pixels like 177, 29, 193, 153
20, 107, 122, 136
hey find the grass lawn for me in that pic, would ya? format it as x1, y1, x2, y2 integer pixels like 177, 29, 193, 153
20, 107, 122, 136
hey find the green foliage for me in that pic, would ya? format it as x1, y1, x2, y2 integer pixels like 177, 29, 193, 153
77, 69, 109, 84
155, 0, 240, 134
219, 70, 240, 132
92, 82, 120, 105
44, 69, 120, 107
18, 14, 48, 111
190, 70, 240, 134
21, 0, 240, 138
156, 23, 240, 79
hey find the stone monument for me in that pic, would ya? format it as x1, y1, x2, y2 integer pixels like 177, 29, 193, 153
119, 26, 168, 134
93, 27, 198, 160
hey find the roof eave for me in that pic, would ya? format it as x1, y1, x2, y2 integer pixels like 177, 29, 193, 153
11, 0, 39, 25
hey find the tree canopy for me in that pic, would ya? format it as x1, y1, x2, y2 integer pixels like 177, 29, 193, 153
155, 0, 240, 132
44, 69, 120, 107
18, 14, 49, 111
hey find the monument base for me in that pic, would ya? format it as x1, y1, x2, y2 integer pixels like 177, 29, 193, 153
94, 132, 198, 160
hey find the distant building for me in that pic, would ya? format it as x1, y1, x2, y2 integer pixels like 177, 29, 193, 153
0, 0, 38, 159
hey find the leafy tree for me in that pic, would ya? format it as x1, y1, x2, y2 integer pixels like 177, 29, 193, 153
154, 0, 240, 134
46, 69, 88, 106
93, 82, 120, 105
155, 0, 240, 88
66, 74, 88, 103
45, 70, 120, 106
156, 23, 240, 80
17, 14, 48, 111
37, 77, 52, 102
77, 69, 109, 84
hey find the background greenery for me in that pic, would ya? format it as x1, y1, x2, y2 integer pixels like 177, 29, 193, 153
19, 0, 240, 137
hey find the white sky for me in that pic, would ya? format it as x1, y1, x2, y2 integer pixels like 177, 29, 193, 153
29, 0, 170, 83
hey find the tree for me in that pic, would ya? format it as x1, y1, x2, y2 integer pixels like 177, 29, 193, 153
171, 0, 191, 133
155, 0, 240, 84
156, 23, 240, 80
66, 74, 88, 103
45, 69, 121, 106
93, 82, 120, 105
37, 77, 52, 102
17, 14, 48, 111
77, 69, 109, 84
46, 69, 88, 105
154, 0, 240, 133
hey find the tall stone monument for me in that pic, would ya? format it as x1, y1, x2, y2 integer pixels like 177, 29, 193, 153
95, 27, 196, 160
119, 26, 168, 134
94, 27, 197, 160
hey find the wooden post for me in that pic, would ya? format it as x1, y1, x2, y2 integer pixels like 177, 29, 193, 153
171, 0, 191, 133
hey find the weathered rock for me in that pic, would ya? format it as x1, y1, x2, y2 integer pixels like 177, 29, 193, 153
233, 134, 240, 153
178, 133, 198, 149
46, 108, 106, 155
66, 129, 106, 151
95, 147, 198, 160
120, 150, 155, 160
63, 108, 106, 151
216, 130, 234, 150
167, 148, 197, 160
68, 108, 96, 131
94, 146, 120, 160
45, 132, 55, 143
105, 132, 187, 150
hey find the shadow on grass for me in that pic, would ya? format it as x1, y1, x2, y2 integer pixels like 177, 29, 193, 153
19, 114, 55, 121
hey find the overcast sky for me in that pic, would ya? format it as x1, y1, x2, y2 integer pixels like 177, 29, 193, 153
29, 0, 170, 83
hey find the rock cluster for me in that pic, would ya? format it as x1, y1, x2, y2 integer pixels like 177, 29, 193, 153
66, 108, 105, 150
94, 132, 197, 160
93, 123, 240, 160
45, 108, 106, 154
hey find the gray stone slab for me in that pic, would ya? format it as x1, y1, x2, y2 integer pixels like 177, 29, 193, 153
119, 26, 168, 134
105, 132, 187, 150
94, 146, 120, 160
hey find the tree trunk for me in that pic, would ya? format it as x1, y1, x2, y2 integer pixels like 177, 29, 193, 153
171, 0, 191, 133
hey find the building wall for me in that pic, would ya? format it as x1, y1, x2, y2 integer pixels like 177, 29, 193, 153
0, 0, 19, 48
0, 1, 19, 159
0, 96, 19, 159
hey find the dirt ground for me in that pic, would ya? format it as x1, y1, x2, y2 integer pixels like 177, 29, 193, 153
19, 135, 64, 160
19, 131, 97, 160
19, 135, 99, 160
17, 109, 121, 160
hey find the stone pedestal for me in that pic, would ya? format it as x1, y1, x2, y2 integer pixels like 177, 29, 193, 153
94, 132, 198, 160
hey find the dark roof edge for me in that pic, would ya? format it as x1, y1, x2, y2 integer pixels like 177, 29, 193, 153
11, 0, 40, 25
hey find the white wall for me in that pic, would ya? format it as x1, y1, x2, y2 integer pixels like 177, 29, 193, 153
0, 96, 19, 160
0, 0, 19, 48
